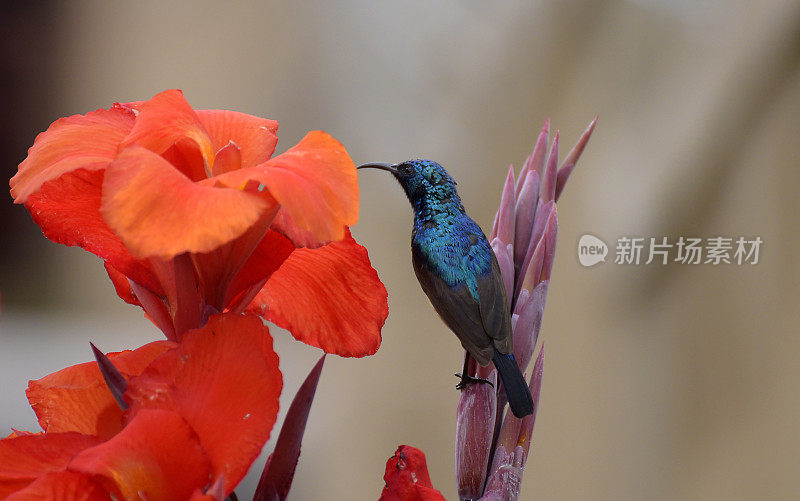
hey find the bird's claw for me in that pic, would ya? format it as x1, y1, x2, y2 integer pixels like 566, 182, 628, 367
454, 372, 494, 390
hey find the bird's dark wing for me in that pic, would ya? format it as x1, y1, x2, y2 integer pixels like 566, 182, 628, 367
412, 244, 509, 365
476, 252, 513, 354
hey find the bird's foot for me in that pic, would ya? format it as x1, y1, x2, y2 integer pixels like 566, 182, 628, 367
454, 372, 494, 390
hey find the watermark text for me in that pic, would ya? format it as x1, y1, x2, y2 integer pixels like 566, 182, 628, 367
577, 235, 762, 267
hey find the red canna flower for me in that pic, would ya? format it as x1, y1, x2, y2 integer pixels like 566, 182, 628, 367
9, 90, 387, 356
0, 313, 282, 500
379, 446, 446, 501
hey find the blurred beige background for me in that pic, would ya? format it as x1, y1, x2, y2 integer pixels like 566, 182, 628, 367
2, 1, 799, 499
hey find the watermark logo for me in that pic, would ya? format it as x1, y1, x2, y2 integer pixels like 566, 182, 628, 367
577, 234, 608, 267
577, 235, 762, 266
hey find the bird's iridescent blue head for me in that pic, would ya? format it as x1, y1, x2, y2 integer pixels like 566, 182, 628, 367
357, 159, 459, 203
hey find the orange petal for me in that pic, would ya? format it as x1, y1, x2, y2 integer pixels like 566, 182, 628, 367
161, 137, 209, 182
211, 140, 243, 176
5, 470, 110, 501
0, 432, 102, 497
26, 341, 175, 440
119, 89, 215, 166
10, 105, 135, 204
212, 131, 358, 246
247, 229, 387, 357
68, 409, 212, 501
101, 146, 275, 258
24, 169, 162, 294
125, 314, 282, 493
195, 109, 278, 168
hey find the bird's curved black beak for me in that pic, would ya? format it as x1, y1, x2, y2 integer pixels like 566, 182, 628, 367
357, 162, 398, 174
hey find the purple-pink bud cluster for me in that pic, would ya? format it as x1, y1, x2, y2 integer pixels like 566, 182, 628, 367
455, 117, 596, 500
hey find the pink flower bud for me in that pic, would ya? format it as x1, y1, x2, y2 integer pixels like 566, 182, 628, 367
540, 131, 559, 203
455, 369, 498, 500
516, 199, 552, 294
494, 165, 517, 246
491, 238, 515, 309
512, 280, 548, 371
513, 171, 540, 270
519, 208, 557, 294
483, 348, 545, 501
516, 119, 549, 199
555, 116, 598, 201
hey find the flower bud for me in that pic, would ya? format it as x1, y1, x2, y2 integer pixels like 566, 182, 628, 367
455, 369, 498, 500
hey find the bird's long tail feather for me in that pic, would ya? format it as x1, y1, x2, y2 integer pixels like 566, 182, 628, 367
492, 350, 534, 418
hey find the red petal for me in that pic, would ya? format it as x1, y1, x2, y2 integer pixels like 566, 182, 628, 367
196, 109, 278, 168
10, 105, 134, 203
5, 470, 110, 501
189, 476, 225, 501
125, 314, 282, 493
248, 229, 387, 357
0, 432, 101, 497
26, 341, 175, 440
23, 169, 161, 293
101, 145, 275, 258
190, 211, 286, 312
223, 228, 295, 310
189, 493, 217, 501
104, 262, 139, 306
379, 446, 445, 501
119, 89, 215, 166
68, 409, 212, 501
3, 431, 34, 439
212, 131, 358, 246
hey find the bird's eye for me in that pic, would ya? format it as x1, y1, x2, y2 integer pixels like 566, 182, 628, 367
399, 164, 413, 175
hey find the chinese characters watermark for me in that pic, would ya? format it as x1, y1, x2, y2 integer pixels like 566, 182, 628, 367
577, 234, 762, 267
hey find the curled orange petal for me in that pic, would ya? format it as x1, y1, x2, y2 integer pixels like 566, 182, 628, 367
26, 341, 175, 440
10, 105, 135, 203
101, 146, 275, 258
248, 229, 387, 357
196, 109, 278, 168
125, 314, 282, 493
68, 409, 212, 501
213, 131, 358, 246
211, 140, 243, 176
119, 89, 215, 167
161, 137, 209, 182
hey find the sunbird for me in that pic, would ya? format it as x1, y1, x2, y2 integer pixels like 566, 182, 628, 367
358, 159, 534, 418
